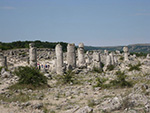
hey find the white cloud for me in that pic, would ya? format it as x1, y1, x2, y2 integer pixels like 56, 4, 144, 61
0, 6, 16, 10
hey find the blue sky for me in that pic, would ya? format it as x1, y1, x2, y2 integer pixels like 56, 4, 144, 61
0, 0, 150, 46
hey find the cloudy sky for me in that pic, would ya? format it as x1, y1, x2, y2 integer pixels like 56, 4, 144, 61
0, 0, 150, 46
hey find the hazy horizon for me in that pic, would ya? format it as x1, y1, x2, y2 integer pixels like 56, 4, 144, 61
0, 0, 150, 46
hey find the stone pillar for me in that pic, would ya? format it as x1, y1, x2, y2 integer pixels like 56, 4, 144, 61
86, 51, 91, 65
105, 54, 111, 66
123, 46, 129, 61
29, 43, 37, 67
55, 44, 64, 75
67, 43, 76, 69
77, 43, 86, 68
0, 53, 7, 68
104, 50, 108, 55
110, 52, 115, 65
92, 52, 101, 69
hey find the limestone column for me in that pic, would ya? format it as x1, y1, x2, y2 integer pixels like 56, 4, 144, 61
92, 52, 101, 69
67, 43, 76, 69
29, 43, 37, 67
105, 54, 111, 67
55, 44, 64, 75
110, 52, 115, 65
86, 51, 91, 65
123, 46, 129, 62
77, 43, 86, 68
0, 53, 7, 68
104, 50, 108, 55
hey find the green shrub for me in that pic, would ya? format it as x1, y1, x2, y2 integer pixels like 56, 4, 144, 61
0, 66, 3, 72
106, 65, 115, 71
57, 70, 77, 85
13, 66, 47, 88
119, 56, 124, 61
92, 67, 103, 73
94, 77, 109, 88
0, 66, 8, 72
101, 62, 104, 68
130, 52, 147, 58
87, 99, 96, 107
128, 63, 141, 71
110, 71, 132, 87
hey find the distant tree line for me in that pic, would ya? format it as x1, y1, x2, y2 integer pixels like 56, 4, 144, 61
0, 40, 68, 52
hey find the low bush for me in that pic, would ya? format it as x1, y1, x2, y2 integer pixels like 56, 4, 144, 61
130, 52, 147, 58
110, 71, 132, 88
119, 56, 124, 61
106, 65, 115, 71
94, 77, 110, 88
87, 99, 96, 107
94, 71, 132, 89
92, 67, 103, 73
11, 66, 48, 89
56, 70, 78, 85
0, 66, 3, 72
128, 63, 141, 71
0, 66, 8, 72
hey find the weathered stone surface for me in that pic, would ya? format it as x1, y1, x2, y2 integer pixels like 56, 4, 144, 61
99, 96, 122, 112
123, 46, 129, 62
75, 106, 93, 113
77, 43, 86, 68
67, 43, 76, 69
55, 44, 64, 75
92, 52, 101, 69
0, 53, 7, 68
29, 43, 37, 67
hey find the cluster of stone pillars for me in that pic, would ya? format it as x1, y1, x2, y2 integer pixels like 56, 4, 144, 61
0, 42, 131, 75
27, 43, 130, 75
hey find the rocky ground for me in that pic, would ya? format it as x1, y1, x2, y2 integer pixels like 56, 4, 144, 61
0, 49, 150, 113
0, 65, 150, 113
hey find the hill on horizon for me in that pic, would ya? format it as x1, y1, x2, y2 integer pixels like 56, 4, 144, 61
0, 41, 150, 53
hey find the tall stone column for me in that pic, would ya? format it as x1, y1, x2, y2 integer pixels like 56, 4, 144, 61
110, 52, 115, 65
86, 51, 91, 65
67, 43, 76, 69
104, 50, 108, 55
106, 54, 111, 66
123, 46, 129, 62
77, 43, 86, 68
29, 43, 37, 67
92, 51, 101, 69
55, 44, 64, 75
0, 52, 7, 68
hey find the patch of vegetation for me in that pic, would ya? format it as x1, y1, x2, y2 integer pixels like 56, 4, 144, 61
101, 62, 104, 68
92, 67, 103, 73
94, 71, 132, 89
19, 52, 27, 57
10, 66, 48, 90
56, 70, 78, 85
130, 52, 147, 58
93, 77, 110, 88
0, 40, 68, 51
0, 66, 3, 72
110, 71, 132, 88
119, 56, 124, 61
0, 91, 37, 102
106, 65, 115, 71
87, 99, 97, 107
0, 66, 8, 72
128, 63, 141, 71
